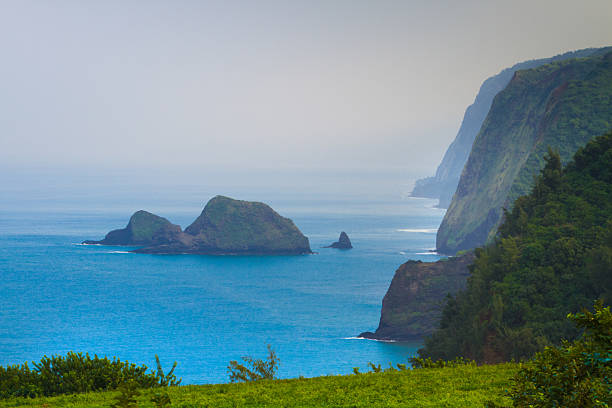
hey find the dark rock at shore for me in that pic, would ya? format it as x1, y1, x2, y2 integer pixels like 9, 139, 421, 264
82, 210, 182, 246
134, 196, 312, 255
358, 252, 475, 341
325, 231, 352, 249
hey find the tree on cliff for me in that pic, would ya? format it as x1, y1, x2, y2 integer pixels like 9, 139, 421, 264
420, 131, 612, 363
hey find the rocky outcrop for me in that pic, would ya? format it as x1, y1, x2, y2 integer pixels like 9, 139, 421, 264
325, 232, 352, 249
411, 47, 608, 209
84, 196, 311, 255
359, 253, 475, 341
437, 49, 612, 254
82, 210, 182, 246
134, 196, 312, 255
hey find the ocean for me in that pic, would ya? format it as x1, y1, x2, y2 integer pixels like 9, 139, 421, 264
0, 188, 444, 384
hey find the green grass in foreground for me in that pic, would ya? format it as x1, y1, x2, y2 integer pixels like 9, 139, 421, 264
0, 363, 518, 408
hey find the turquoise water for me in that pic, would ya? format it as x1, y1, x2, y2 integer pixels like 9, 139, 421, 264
0, 194, 444, 384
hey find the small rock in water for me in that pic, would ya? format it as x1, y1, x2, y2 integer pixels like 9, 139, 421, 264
325, 231, 352, 249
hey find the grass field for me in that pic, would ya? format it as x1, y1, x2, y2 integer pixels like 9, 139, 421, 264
0, 363, 518, 408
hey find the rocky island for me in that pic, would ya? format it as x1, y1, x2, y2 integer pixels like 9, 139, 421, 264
325, 231, 352, 249
84, 196, 312, 255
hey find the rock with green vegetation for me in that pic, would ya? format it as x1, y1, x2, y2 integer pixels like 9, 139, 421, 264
437, 49, 612, 254
83, 211, 181, 246
135, 196, 311, 255
359, 253, 474, 341
412, 47, 609, 209
421, 132, 612, 363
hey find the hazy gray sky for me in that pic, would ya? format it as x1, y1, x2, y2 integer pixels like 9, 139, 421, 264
2, 0, 611, 179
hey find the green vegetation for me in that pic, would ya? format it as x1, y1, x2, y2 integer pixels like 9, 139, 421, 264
0, 353, 180, 399
511, 301, 612, 407
110, 381, 141, 408
422, 132, 612, 362
0, 363, 518, 407
227, 345, 279, 382
127, 212, 180, 244
438, 50, 612, 254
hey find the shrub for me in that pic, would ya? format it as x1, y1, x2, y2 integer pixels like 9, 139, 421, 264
0, 352, 181, 399
227, 345, 279, 382
510, 300, 612, 407
409, 356, 476, 369
110, 380, 141, 408
154, 355, 181, 387
151, 391, 172, 408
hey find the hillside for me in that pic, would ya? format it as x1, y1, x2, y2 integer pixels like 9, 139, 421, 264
411, 47, 608, 209
437, 50, 612, 254
421, 132, 612, 362
0, 364, 517, 408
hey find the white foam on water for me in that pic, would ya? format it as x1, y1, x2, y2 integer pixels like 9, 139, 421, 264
342, 337, 397, 343
396, 228, 437, 233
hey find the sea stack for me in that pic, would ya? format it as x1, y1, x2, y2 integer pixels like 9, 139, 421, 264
325, 231, 352, 249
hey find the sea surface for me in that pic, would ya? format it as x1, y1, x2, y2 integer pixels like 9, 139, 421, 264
0, 190, 444, 384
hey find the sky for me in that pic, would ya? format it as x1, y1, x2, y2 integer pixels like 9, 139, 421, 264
1, 0, 612, 196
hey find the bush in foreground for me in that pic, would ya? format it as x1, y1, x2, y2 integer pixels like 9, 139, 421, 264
511, 300, 612, 407
0, 352, 180, 399
227, 344, 279, 382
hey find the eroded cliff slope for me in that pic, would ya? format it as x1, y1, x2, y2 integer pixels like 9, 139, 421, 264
437, 50, 612, 254
412, 47, 608, 209
359, 253, 475, 340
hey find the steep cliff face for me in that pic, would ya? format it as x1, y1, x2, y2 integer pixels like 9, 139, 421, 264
83, 210, 181, 246
359, 253, 475, 341
412, 47, 608, 209
437, 50, 612, 254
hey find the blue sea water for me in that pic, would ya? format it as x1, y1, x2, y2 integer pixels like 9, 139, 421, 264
0, 192, 444, 384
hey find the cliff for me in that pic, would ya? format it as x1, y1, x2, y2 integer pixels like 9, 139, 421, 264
359, 253, 475, 341
82, 210, 181, 246
437, 49, 612, 254
412, 47, 608, 209
134, 196, 312, 255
